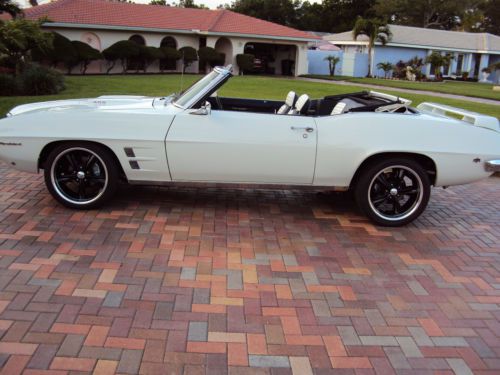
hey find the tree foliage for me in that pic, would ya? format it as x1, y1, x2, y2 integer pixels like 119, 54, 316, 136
236, 53, 254, 75
376, 61, 393, 78
0, 0, 22, 19
425, 51, 453, 78
198, 46, 225, 71
0, 19, 53, 75
373, 0, 466, 29
140, 46, 163, 72
160, 47, 181, 61
230, 0, 301, 27
324, 55, 340, 76
178, 46, 198, 72
478, 0, 500, 35
226, 0, 498, 33
102, 40, 140, 73
71, 40, 102, 74
178, 0, 207, 8
32, 32, 77, 73
148, 0, 208, 8
352, 17, 391, 77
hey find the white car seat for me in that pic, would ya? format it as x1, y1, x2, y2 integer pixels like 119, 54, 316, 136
331, 98, 364, 115
290, 94, 310, 115
277, 91, 298, 114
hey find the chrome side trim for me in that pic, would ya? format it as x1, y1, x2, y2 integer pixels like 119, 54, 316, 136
127, 180, 349, 191
485, 160, 500, 172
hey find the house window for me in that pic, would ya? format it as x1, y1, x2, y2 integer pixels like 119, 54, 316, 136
199, 37, 207, 49
429, 51, 442, 76
456, 54, 464, 75
443, 53, 452, 76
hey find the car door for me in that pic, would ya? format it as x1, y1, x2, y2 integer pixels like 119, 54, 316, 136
165, 108, 317, 184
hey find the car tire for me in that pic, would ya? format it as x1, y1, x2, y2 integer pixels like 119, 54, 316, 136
44, 142, 119, 209
354, 158, 431, 227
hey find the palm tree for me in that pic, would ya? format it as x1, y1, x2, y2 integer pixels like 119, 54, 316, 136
324, 55, 340, 76
376, 62, 393, 79
352, 18, 391, 78
425, 52, 453, 80
0, 0, 22, 19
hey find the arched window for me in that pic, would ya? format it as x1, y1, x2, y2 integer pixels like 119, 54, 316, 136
160, 36, 178, 71
129, 34, 145, 46
127, 35, 146, 72
215, 37, 232, 66
160, 36, 176, 49
81, 32, 101, 51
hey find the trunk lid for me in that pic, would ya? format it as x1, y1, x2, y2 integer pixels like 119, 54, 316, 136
417, 102, 499, 132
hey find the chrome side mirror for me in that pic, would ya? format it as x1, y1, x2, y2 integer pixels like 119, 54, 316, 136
190, 101, 211, 116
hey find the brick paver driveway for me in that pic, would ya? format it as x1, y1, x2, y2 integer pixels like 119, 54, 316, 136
0, 162, 499, 375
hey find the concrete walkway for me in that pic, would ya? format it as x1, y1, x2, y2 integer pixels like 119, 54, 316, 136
298, 77, 500, 106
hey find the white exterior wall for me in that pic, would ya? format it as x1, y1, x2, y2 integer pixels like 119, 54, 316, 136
44, 26, 310, 76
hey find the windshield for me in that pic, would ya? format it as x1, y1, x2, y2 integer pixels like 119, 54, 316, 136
174, 70, 221, 108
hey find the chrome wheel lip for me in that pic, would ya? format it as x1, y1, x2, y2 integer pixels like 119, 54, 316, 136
50, 147, 108, 206
368, 165, 424, 222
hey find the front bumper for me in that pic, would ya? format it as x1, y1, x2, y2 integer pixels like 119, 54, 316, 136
485, 160, 500, 172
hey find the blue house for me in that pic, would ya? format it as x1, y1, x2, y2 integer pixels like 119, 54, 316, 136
317, 25, 500, 82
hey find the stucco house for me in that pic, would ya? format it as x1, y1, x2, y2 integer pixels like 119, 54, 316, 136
20, 0, 318, 76
320, 24, 500, 81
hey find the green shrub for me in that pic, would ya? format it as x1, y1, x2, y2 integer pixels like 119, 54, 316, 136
160, 47, 181, 61
19, 64, 65, 95
102, 40, 141, 73
236, 54, 254, 75
159, 47, 181, 71
178, 46, 198, 73
198, 47, 225, 70
33, 32, 78, 74
139, 46, 163, 72
71, 40, 102, 74
0, 73, 19, 96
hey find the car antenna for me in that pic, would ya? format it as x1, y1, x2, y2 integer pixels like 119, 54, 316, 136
179, 50, 185, 94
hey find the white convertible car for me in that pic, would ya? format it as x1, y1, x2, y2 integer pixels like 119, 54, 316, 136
0, 65, 499, 226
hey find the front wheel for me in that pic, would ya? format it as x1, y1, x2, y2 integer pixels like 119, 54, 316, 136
354, 158, 431, 226
44, 142, 119, 209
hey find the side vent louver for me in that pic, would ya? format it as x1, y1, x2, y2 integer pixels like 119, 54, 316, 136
124, 147, 135, 157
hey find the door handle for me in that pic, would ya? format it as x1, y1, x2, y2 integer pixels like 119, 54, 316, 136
291, 126, 314, 133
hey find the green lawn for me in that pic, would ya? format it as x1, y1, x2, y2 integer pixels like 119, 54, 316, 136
303, 74, 500, 102
1, 74, 499, 118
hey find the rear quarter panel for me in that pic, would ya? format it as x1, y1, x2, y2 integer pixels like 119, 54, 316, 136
314, 112, 500, 187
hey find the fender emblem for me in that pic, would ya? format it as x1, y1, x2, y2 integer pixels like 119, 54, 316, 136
0, 142, 22, 146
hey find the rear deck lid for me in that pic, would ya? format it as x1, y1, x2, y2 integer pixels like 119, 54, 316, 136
417, 102, 499, 132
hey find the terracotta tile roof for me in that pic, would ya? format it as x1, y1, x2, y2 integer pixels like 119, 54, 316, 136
23, 0, 318, 41
0, 12, 13, 20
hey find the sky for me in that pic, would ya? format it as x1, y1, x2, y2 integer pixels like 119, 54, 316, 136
18, 0, 322, 9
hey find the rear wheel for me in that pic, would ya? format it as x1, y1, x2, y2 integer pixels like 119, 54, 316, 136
354, 158, 431, 226
44, 143, 118, 209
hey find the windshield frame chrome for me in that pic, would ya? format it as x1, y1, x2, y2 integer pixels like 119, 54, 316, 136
173, 65, 233, 110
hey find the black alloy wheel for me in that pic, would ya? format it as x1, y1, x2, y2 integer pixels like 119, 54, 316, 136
44, 143, 118, 209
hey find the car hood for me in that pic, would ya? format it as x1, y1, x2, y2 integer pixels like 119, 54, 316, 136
6, 95, 175, 117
